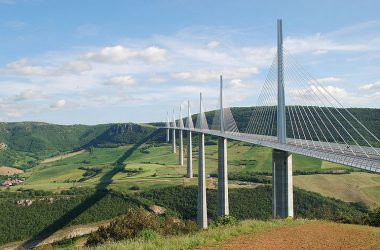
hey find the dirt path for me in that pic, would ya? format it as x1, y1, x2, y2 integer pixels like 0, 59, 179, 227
203, 222, 380, 250
41, 150, 86, 163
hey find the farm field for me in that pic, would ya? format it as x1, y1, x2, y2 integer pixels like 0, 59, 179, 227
294, 172, 380, 208
0, 166, 24, 175
3, 141, 379, 206
92, 220, 380, 250
201, 221, 380, 250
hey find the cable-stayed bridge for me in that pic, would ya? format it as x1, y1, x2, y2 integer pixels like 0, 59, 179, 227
161, 20, 380, 229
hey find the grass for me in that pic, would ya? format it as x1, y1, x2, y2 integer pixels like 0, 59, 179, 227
3, 141, 379, 206
92, 219, 311, 250
294, 172, 380, 208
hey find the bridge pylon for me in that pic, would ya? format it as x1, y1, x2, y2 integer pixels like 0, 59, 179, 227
178, 105, 184, 166
186, 100, 193, 178
217, 75, 229, 217
172, 108, 176, 154
166, 112, 170, 142
197, 92, 208, 229
272, 19, 294, 218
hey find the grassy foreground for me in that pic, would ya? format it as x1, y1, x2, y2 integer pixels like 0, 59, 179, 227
92, 219, 310, 250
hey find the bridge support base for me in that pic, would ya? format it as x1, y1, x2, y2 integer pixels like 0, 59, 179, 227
166, 128, 170, 142
272, 149, 293, 218
197, 133, 207, 229
187, 131, 193, 178
172, 129, 176, 154
179, 130, 183, 166
217, 137, 229, 216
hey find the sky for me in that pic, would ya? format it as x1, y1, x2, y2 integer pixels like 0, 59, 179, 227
1, 0, 380, 125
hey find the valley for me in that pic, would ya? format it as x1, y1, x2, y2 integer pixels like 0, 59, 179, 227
0, 117, 379, 248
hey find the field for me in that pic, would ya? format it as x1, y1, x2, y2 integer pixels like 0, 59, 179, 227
294, 172, 380, 208
1, 139, 380, 248
92, 220, 380, 250
41, 150, 86, 163
3, 141, 379, 207
201, 221, 380, 250
0, 166, 24, 176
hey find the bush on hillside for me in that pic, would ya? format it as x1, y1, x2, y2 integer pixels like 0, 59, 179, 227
212, 215, 238, 226
85, 208, 198, 247
367, 207, 380, 227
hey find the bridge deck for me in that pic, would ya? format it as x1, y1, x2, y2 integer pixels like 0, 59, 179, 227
162, 127, 380, 173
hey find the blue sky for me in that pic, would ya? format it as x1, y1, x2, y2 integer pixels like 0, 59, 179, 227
1, 0, 380, 124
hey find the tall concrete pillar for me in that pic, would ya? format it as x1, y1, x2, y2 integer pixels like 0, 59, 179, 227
272, 149, 293, 218
187, 130, 193, 178
172, 129, 176, 153
272, 20, 293, 219
166, 128, 170, 142
217, 137, 229, 216
217, 75, 229, 216
179, 130, 183, 166
197, 133, 207, 229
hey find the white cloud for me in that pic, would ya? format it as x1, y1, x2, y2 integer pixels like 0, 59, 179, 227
242, 47, 276, 66
5, 109, 22, 118
50, 99, 66, 109
315, 77, 342, 84
360, 80, 380, 91
13, 89, 47, 101
227, 79, 245, 89
148, 74, 166, 83
1, 59, 92, 76
3, 59, 50, 76
105, 75, 136, 87
171, 67, 259, 82
206, 41, 219, 49
84, 45, 167, 64
312, 50, 328, 55
284, 33, 371, 54
60, 61, 92, 74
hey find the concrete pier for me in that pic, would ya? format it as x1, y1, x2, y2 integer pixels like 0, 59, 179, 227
272, 149, 293, 218
172, 129, 176, 154
217, 137, 229, 216
197, 133, 207, 229
166, 128, 170, 142
187, 130, 193, 178
179, 130, 183, 166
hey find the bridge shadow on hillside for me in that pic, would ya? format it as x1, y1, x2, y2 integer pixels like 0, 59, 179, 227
21, 130, 160, 249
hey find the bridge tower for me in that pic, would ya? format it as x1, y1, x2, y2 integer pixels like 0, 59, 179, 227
217, 75, 229, 216
178, 105, 184, 166
166, 112, 170, 142
187, 100, 193, 178
197, 92, 208, 229
172, 108, 176, 154
272, 19, 294, 218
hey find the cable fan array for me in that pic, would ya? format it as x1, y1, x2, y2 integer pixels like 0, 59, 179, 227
244, 49, 380, 158
210, 93, 240, 136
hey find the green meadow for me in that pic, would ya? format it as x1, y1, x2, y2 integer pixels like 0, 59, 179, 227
3, 141, 378, 207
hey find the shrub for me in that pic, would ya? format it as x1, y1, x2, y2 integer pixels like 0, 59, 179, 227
85, 208, 160, 247
129, 185, 140, 191
85, 208, 198, 247
213, 215, 238, 226
138, 229, 159, 242
367, 207, 380, 227
161, 216, 198, 236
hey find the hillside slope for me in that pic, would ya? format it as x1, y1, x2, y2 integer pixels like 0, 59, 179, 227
92, 220, 380, 250
0, 122, 160, 167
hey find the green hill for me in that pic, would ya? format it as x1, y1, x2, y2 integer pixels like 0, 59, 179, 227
0, 122, 160, 168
